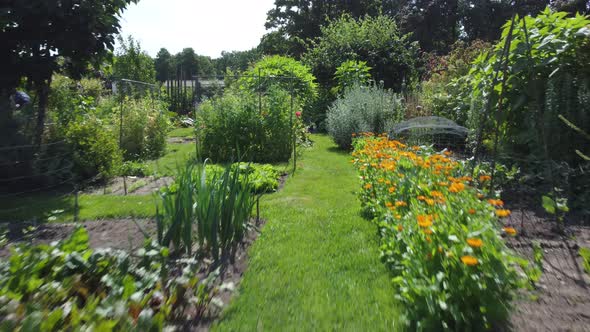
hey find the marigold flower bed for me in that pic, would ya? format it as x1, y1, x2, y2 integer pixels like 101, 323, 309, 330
352, 135, 531, 330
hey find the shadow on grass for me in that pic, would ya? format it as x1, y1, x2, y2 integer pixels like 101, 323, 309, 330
326, 146, 352, 156
0, 192, 75, 223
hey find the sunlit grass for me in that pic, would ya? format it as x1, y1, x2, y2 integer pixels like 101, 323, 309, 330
213, 135, 400, 330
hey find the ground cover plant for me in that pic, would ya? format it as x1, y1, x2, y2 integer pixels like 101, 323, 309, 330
352, 134, 535, 330
0, 228, 214, 331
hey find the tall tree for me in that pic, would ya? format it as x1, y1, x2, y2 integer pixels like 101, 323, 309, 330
155, 48, 174, 82
1, 0, 138, 145
112, 35, 156, 83
265, 0, 382, 57
175, 48, 199, 79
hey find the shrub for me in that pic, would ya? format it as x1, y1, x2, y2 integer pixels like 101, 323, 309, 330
327, 84, 404, 149
115, 96, 171, 160
352, 136, 533, 329
196, 87, 301, 163
333, 60, 372, 95
64, 116, 122, 179
238, 55, 318, 111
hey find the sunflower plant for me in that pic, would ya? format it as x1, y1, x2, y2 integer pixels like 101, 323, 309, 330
352, 134, 533, 330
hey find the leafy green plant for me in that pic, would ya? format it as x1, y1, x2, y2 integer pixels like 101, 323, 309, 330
580, 247, 590, 275
327, 83, 404, 149
64, 116, 123, 179
0, 228, 214, 331
115, 96, 171, 160
197, 87, 301, 163
333, 60, 372, 95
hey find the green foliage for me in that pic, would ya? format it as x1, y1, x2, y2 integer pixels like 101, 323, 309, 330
333, 60, 372, 95
156, 160, 257, 261
580, 247, 590, 275
239, 55, 318, 110
197, 87, 301, 163
112, 35, 156, 83
303, 15, 418, 92
0, 228, 214, 330
115, 96, 171, 160
64, 116, 123, 179
327, 84, 404, 149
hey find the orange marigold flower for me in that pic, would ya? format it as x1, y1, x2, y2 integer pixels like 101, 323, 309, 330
444, 151, 452, 156
449, 182, 465, 193
479, 175, 492, 182
397, 224, 403, 232
461, 255, 479, 266
423, 229, 433, 235
417, 195, 426, 201
389, 187, 396, 193
495, 209, 511, 217
430, 191, 444, 198
467, 238, 483, 248
487, 199, 504, 207
364, 183, 372, 190
385, 202, 393, 208
503, 227, 517, 236
417, 215, 433, 228
412, 146, 420, 151
395, 201, 407, 207
468, 208, 476, 215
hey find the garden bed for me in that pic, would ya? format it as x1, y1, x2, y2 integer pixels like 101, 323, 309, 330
0, 217, 267, 331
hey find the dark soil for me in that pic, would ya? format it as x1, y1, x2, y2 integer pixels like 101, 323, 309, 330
502, 203, 590, 331
84, 176, 174, 196
0, 218, 265, 331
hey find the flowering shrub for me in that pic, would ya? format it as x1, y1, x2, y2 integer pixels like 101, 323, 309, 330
352, 135, 531, 330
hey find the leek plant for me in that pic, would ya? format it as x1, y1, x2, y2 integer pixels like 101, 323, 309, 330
156, 159, 257, 262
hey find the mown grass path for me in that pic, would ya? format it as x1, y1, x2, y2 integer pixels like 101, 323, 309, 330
214, 135, 399, 331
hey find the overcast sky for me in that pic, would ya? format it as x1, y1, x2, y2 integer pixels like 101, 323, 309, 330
117, 0, 276, 58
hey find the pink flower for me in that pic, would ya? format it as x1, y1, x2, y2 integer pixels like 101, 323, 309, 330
295, 111, 302, 117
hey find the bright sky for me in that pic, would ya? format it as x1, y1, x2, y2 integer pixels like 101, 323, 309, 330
117, 0, 275, 58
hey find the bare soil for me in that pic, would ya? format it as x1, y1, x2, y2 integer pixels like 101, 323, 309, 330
84, 176, 174, 196
503, 205, 590, 331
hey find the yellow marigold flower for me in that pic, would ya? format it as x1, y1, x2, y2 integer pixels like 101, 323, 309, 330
503, 227, 517, 236
425, 199, 435, 206
430, 191, 444, 198
479, 175, 492, 182
395, 214, 401, 220
378, 178, 384, 183
495, 209, 511, 217
395, 201, 407, 207
467, 238, 483, 248
417, 215, 433, 228
412, 146, 420, 151
417, 195, 426, 201
438, 181, 449, 186
397, 224, 403, 232
449, 182, 465, 193
461, 255, 479, 266
364, 183, 372, 190
389, 187, 396, 193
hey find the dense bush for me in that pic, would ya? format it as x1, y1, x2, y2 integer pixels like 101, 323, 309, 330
196, 87, 301, 163
303, 15, 419, 129
115, 97, 171, 160
238, 55, 318, 112
327, 84, 404, 149
64, 116, 122, 179
353, 135, 533, 329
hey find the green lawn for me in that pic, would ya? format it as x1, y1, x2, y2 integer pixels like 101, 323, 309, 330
168, 127, 195, 138
214, 135, 400, 331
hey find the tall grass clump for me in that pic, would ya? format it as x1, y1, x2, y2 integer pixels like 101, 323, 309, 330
327, 83, 404, 149
156, 160, 257, 262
